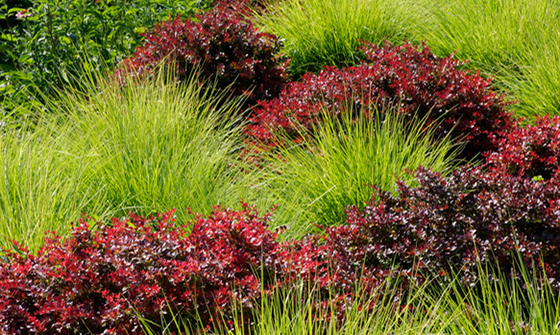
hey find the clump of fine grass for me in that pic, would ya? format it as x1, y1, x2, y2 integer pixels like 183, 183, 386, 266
430, 256, 560, 334
257, 0, 423, 77
59, 72, 245, 222
0, 71, 245, 251
241, 107, 461, 238
417, 0, 558, 71
414, 0, 560, 119
0, 121, 109, 251
499, 35, 560, 120
140, 270, 448, 335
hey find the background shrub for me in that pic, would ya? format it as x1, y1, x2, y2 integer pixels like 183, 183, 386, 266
118, 0, 289, 110
0, 0, 209, 124
248, 41, 514, 161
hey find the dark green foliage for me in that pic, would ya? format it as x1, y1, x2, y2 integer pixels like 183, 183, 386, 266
0, 0, 210, 123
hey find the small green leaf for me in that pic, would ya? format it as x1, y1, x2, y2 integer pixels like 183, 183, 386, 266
134, 27, 146, 34
59, 36, 72, 44
8, 7, 26, 14
1, 34, 15, 42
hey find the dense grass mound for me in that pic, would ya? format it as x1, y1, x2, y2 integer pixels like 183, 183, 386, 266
0, 72, 244, 251
243, 109, 459, 237
258, 0, 421, 77
417, 0, 560, 119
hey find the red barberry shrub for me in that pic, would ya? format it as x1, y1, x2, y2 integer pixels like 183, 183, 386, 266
211, 0, 269, 14
247, 41, 514, 160
116, 1, 288, 109
485, 115, 560, 180
339, 166, 560, 288
5, 165, 560, 333
275, 225, 410, 324
0, 205, 282, 334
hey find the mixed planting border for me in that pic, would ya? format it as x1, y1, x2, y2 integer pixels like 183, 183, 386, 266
1, 0, 560, 333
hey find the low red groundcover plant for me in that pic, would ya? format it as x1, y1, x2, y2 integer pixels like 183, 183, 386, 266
247, 41, 514, 160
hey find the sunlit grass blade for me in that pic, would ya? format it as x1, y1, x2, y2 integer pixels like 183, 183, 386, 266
413, 0, 560, 119
257, 0, 424, 77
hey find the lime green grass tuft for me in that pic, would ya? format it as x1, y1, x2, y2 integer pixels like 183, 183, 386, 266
0, 73, 244, 250
241, 108, 460, 238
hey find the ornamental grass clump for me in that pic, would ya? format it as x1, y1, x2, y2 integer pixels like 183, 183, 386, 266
248, 41, 514, 161
415, 0, 560, 119
256, 0, 421, 77
0, 69, 245, 252
242, 108, 460, 236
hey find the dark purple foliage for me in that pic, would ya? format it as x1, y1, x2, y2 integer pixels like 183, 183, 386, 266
340, 166, 560, 287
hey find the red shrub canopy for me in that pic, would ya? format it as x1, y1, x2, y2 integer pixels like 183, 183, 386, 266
0, 205, 282, 334
485, 115, 560, 180
247, 41, 514, 160
117, 1, 288, 109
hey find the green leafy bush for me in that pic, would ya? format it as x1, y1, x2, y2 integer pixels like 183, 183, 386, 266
0, 0, 211, 122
